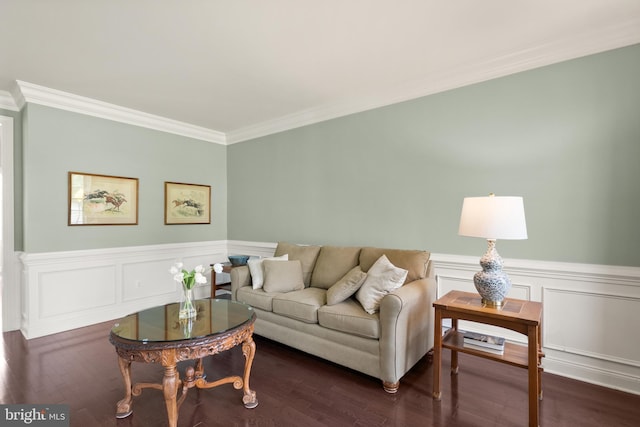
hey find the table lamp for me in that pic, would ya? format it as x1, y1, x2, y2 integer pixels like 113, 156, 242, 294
458, 193, 528, 307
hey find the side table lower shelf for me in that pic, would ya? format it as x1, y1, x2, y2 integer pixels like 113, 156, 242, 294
442, 329, 530, 369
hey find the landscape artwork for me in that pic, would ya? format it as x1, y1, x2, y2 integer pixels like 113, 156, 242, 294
164, 182, 211, 224
68, 172, 139, 225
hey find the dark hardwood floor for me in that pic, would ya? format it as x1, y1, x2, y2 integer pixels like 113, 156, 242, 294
2, 319, 639, 427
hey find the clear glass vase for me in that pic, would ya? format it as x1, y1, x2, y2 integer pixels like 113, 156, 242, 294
179, 286, 197, 320
181, 317, 194, 338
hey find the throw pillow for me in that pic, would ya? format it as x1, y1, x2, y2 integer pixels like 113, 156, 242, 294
248, 254, 288, 290
274, 242, 322, 286
262, 260, 305, 293
355, 254, 408, 314
326, 266, 367, 305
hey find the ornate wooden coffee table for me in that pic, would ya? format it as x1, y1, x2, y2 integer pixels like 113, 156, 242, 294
109, 299, 258, 427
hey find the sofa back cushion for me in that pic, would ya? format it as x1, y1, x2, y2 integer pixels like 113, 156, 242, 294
359, 247, 430, 284
310, 246, 362, 289
274, 242, 321, 286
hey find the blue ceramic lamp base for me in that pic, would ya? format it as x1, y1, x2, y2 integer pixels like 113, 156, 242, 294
473, 239, 511, 308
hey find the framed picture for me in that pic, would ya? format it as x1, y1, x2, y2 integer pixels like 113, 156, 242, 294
164, 182, 211, 224
68, 172, 139, 226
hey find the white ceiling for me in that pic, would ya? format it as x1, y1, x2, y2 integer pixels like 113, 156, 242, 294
1, 1, 639, 143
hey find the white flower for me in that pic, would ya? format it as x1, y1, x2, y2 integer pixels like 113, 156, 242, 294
213, 263, 223, 274
169, 262, 207, 289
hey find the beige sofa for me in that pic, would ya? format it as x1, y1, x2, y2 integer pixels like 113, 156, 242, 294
231, 242, 437, 393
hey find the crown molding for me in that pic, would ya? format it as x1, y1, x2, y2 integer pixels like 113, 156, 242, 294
227, 18, 640, 144
6, 17, 640, 145
13, 81, 227, 144
0, 90, 19, 111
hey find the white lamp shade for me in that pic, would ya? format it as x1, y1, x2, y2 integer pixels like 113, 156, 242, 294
458, 196, 528, 240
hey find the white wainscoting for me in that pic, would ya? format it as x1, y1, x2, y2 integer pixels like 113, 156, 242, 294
18, 240, 640, 395
20, 241, 230, 339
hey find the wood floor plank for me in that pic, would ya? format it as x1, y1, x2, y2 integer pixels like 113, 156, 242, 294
2, 320, 640, 427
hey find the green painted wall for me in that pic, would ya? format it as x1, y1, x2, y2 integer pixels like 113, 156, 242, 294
228, 44, 640, 267
21, 104, 227, 252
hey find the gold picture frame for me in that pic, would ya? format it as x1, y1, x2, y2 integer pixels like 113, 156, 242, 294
164, 182, 211, 225
68, 172, 139, 226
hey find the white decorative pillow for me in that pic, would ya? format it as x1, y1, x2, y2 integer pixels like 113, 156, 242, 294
355, 254, 408, 314
248, 254, 288, 289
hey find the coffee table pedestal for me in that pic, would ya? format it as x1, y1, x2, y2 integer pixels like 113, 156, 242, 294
110, 300, 258, 427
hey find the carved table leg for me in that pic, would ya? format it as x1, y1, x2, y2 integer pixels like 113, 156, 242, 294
240, 336, 258, 409
195, 358, 205, 381
116, 357, 134, 418
163, 364, 180, 427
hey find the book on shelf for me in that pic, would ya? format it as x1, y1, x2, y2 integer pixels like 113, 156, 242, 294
463, 341, 505, 355
462, 330, 505, 351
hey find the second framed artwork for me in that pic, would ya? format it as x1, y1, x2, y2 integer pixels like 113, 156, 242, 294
164, 182, 211, 224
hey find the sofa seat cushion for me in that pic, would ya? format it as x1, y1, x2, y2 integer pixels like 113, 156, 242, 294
236, 287, 280, 312
272, 288, 327, 323
311, 246, 362, 289
318, 298, 380, 339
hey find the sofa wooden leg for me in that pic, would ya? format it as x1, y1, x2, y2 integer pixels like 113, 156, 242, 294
383, 381, 399, 394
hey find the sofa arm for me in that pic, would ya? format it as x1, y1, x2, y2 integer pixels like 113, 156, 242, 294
230, 265, 251, 301
378, 260, 437, 390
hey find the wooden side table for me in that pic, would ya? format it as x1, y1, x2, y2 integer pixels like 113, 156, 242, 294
210, 263, 238, 298
432, 290, 544, 427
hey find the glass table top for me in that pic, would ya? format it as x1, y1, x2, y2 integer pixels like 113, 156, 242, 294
111, 299, 254, 343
